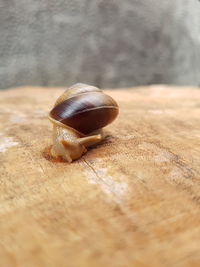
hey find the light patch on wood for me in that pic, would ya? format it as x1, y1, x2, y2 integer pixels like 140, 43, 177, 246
139, 142, 177, 163
139, 142, 158, 151
10, 112, 27, 123
9, 110, 46, 123
84, 166, 128, 203
149, 110, 164, 114
0, 134, 18, 152
33, 109, 47, 118
154, 151, 176, 162
169, 167, 183, 179
119, 134, 136, 140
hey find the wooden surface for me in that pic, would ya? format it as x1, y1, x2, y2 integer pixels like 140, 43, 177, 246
0, 85, 200, 267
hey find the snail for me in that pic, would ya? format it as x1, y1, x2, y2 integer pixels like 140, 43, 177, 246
48, 83, 119, 162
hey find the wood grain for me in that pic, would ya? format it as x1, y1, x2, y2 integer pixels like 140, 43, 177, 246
0, 85, 200, 267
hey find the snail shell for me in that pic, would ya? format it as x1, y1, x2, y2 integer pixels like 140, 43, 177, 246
48, 83, 119, 162
49, 83, 119, 135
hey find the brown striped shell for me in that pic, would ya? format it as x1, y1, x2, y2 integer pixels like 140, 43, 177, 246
49, 83, 119, 135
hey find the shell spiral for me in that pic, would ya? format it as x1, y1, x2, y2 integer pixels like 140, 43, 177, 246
49, 83, 119, 135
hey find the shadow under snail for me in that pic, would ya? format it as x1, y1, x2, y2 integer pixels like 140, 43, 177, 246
48, 83, 119, 162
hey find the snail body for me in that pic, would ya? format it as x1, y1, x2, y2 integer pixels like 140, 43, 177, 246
48, 83, 119, 162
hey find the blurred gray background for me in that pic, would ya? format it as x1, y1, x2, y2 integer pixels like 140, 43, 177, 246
0, 0, 200, 89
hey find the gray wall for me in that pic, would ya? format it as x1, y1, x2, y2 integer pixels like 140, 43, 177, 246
0, 0, 200, 89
